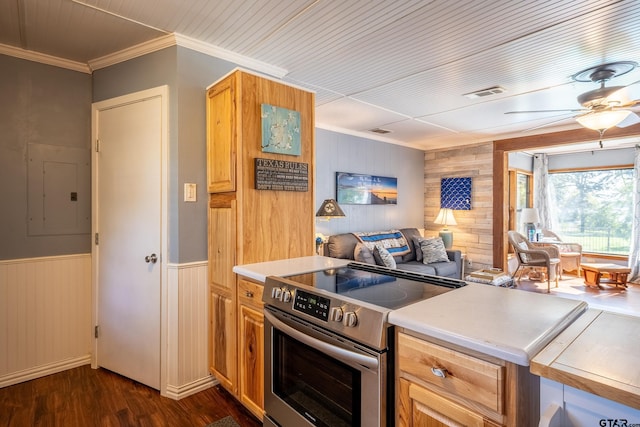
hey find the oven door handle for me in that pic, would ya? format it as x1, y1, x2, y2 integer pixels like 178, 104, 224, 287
264, 310, 379, 370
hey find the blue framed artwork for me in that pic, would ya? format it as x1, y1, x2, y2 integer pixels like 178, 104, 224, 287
336, 172, 398, 205
261, 104, 301, 156
441, 177, 472, 210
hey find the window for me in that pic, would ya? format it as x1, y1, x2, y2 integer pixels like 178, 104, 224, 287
508, 170, 532, 234
548, 168, 633, 255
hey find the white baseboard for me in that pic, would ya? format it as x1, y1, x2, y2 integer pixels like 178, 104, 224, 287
0, 355, 91, 388
164, 375, 219, 400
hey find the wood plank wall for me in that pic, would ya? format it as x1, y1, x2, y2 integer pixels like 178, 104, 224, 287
424, 142, 494, 270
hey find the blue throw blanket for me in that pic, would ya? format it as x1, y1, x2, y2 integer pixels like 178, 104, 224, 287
353, 229, 411, 256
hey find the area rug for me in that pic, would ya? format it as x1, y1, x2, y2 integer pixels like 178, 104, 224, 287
206, 416, 239, 427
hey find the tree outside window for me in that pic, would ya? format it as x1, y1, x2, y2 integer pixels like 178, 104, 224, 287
548, 168, 633, 255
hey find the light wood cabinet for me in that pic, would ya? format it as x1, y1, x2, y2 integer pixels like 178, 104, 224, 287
206, 69, 315, 420
397, 330, 539, 427
208, 194, 237, 392
206, 73, 236, 193
238, 279, 264, 417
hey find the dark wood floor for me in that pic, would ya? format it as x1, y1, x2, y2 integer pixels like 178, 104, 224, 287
0, 365, 262, 427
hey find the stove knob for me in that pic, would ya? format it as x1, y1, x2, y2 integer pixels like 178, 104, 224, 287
280, 289, 292, 303
344, 312, 358, 327
271, 288, 282, 300
330, 307, 343, 322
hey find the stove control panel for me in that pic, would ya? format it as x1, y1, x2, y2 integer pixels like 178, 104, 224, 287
292, 289, 330, 322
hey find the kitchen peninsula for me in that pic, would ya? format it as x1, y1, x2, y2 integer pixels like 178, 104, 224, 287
233, 255, 592, 426
233, 256, 640, 425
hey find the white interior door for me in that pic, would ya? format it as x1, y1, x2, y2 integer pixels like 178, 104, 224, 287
93, 88, 166, 390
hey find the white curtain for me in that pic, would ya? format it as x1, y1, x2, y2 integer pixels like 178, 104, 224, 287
533, 153, 552, 230
629, 146, 640, 282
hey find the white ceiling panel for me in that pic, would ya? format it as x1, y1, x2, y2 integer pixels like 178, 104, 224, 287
2, 0, 640, 149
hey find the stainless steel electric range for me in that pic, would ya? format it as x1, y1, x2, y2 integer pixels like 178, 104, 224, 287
262, 262, 467, 427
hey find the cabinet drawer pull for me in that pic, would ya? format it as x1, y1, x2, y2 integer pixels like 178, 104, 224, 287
245, 290, 254, 297
431, 367, 448, 378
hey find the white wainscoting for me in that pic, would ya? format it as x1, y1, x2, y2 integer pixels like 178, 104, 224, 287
0, 254, 92, 388
0, 256, 215, 397
166, 261, 216, 399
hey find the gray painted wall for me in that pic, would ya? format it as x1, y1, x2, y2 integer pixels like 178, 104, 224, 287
93, 46, 236, 263
0, 55, 92, 260
315, 128, 425, 238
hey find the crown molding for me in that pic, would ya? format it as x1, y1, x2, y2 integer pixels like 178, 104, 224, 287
173, 34, 287, 78
2, 32, 288, 79
0, 43, 91, 73
88, 34, 177, 71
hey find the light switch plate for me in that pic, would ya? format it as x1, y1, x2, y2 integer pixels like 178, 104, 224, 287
184, 183, 197, 202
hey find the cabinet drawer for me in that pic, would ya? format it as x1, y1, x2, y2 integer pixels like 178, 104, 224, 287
238, 278, 264, 307
398, 332, 504, 414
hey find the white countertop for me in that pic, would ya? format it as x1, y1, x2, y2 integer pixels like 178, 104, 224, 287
388, 283, 588, 366
232, 255, 351, 283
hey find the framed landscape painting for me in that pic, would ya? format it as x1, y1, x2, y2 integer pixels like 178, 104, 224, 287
336, 172, 398, 205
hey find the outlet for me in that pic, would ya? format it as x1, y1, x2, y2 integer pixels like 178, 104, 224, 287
465, 257, 473, 268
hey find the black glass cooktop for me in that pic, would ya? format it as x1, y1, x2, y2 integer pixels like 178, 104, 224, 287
284, 263, 465, 310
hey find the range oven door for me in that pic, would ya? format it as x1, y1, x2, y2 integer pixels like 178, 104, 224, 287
263, 306, 387, 427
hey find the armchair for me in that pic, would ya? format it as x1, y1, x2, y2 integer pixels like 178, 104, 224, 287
542, 229, 583, 275
508, 230, 561, 293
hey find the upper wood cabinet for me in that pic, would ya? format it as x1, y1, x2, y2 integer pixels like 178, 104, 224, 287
206, 73, 237, 192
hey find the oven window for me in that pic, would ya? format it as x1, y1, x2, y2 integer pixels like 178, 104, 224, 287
273, 329, 361, 427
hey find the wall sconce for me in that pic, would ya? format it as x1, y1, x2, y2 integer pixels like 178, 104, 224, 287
434, 208, 457, 249
315, 199, 345, 220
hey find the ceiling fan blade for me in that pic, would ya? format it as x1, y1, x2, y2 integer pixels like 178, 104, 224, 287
616, 111, 640, 128
505, 109, 587, 114
605, 80, 640, 105
520, 115, 577, 132
617, 99, 640, 108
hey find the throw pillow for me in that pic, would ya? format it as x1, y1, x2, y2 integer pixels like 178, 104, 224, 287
412, 236, 425, 262
373, 245, 397, 268
420, 237, 449, 264
354, 243, 376, 264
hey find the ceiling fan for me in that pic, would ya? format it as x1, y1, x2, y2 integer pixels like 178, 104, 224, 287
506, 61, 640, 138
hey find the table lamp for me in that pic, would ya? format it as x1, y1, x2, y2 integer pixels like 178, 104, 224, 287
434, 208, 457, 249
521, 208, 540, 241
315, 199, 345, 220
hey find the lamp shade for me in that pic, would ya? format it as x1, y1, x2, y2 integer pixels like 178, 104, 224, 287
315, 199, 345, 218
433, 208, 457, 227
520, 208, 540, 224
575, 110, 632, 130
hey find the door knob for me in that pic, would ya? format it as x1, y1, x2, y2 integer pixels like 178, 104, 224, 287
145, 253, 158, 264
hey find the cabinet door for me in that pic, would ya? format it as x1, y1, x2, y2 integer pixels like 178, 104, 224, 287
209, 195, 236, 292
398, 378, 502, 427
238, 303, 264, 419
208, 195, 237, 392
206, 74, 236, 193
210, 290, 236, 392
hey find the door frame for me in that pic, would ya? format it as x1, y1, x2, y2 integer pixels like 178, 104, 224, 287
91, 85, 169, 394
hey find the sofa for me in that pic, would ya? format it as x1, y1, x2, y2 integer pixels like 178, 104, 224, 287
324, 227, 463, 279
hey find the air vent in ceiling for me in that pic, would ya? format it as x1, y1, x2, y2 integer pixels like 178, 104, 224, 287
369, 128, 392, 134
463, 86, 506, 99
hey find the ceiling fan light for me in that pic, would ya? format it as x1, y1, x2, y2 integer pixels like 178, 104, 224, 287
575, 110, 632, 130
